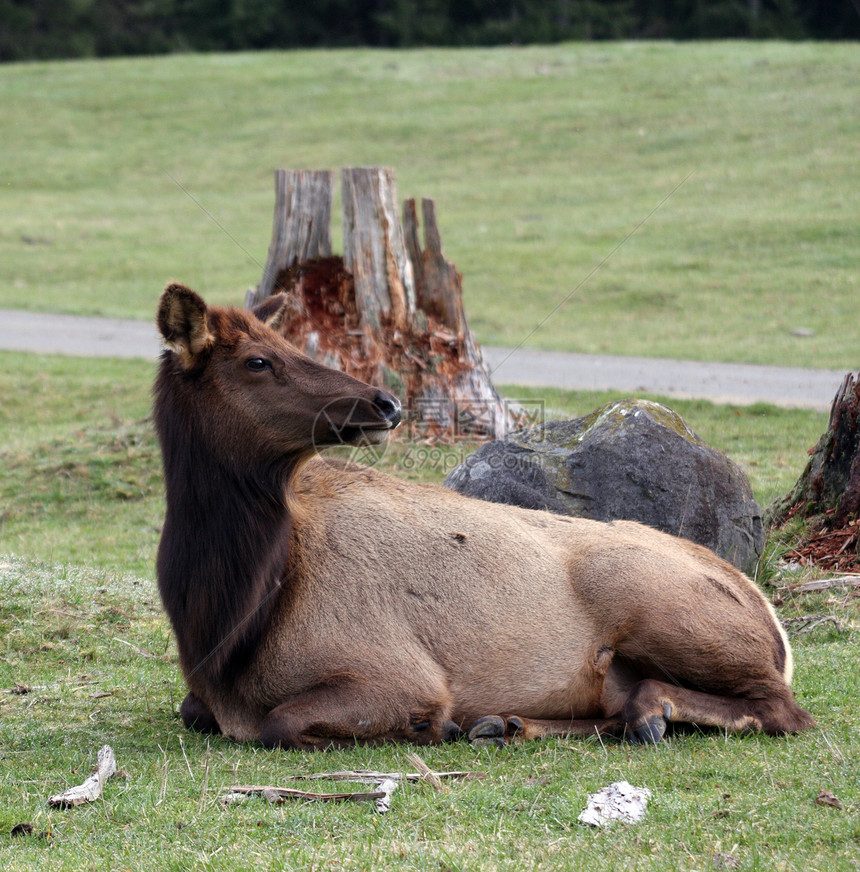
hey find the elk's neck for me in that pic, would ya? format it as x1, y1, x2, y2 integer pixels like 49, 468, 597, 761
156, 436, 297, 688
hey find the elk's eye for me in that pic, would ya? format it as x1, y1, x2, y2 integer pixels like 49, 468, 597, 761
245, 357, 270, 372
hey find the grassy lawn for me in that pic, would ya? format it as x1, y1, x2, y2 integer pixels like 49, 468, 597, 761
1, 41, 858, 871
0, 361, 857, 869
2, 42, 858, 368
0, 552, 857, 871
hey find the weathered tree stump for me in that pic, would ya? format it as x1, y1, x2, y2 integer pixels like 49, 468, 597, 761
404, 197, 466, 336
769, 372, 860, 570
247, 167, 513, 440
246, 169, 333, 308
342, 166, 415, 335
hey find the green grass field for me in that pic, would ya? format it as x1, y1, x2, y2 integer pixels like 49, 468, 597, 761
1, 42, 858, 871
1, 553, 857, 872
1, 351, 857, 870
2, 41, 858, 367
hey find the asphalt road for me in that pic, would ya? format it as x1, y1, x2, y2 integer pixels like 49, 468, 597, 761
0, 308, 846, 412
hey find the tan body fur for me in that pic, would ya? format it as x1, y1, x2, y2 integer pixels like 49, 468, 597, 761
154, 284, 814, 749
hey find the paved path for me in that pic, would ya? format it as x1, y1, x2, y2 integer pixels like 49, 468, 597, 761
0, 308, 845, 412
483, 347, 843, 412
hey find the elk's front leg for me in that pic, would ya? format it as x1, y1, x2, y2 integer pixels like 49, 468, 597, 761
467, 714, 624, 746
260, 682, 457, 750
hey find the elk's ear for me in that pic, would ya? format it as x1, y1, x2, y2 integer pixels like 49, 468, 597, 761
250, 292, 294, 333
157, 282, 214, 368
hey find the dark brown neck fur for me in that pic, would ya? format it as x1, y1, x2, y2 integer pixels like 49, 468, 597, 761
153, 352, 296, 688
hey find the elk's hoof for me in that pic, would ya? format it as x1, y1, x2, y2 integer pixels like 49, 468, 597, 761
468, 715, 507, 747
180, 692, 221, 734
628, 714, 667, 745
442, 720, 465, 742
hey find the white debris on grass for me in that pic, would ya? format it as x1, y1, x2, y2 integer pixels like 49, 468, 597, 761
373, 778, 399, 814
48, 745, 118, 808
578, 781, 652, 827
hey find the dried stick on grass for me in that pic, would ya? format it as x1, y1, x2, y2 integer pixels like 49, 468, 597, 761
224, 785, 388, 805
237, 780, 397, 814
273, 768, 482, 785
222, 762, 480, 812
404, 752, 447, 793
48, 745, 117, 808
782, 615, 845, 636
780, 575, 860, 594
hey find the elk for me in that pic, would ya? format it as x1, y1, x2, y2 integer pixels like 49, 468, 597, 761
153, 283, 814, 750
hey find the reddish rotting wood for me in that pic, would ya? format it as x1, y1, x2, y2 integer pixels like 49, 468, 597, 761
770, 372, 860, 571
248, 167, 513, 439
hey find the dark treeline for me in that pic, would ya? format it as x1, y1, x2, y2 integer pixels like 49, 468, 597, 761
1, 0, 857, 62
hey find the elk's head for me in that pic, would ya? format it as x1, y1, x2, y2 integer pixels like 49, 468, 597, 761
155, 283, 401, 465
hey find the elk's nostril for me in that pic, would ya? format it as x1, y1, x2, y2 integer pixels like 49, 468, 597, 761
373, 391, 402, 428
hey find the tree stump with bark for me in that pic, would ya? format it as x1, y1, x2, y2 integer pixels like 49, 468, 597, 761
769, 372, 860, 571
246, 167, 513, 440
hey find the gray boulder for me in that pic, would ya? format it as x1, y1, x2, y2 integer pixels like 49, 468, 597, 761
444, 398, 764, 574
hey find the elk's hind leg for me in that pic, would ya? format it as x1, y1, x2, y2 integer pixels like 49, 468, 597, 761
621, 679, 816, 743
